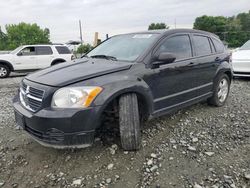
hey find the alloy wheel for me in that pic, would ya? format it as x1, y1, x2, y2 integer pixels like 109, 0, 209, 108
217, 78, 229, 103
0, 67, 7, 77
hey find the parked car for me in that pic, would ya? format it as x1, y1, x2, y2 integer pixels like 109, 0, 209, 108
13, 29, 232, 150
232, 40, 250, 77
0, 44, 74, 78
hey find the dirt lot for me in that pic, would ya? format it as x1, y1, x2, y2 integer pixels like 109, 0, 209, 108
0, 76, 249, 188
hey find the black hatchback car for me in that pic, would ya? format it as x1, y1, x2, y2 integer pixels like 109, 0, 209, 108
13, 29, 233, 150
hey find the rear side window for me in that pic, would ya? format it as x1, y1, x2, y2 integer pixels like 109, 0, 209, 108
212, 38, 225, 53
36, 46, 53, 55
157, 35, 192, 60
55, 46, 71, 54
193, 35, 212, 56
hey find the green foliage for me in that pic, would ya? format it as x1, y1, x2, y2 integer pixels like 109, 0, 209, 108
193, 15, 228, 39
148, 23, 169, 30
77, 43, 93, 54
0, 27, 8, 50
0, 22, 51, 50
193, 11, 250, 47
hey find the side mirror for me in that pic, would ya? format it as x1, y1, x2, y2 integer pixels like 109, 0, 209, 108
152, 52, 176, 68
17, 52, 23, 56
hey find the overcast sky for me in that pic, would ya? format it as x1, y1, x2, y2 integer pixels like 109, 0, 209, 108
0, 0, 249, 44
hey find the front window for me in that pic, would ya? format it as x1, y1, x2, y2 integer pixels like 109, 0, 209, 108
240, 40, 250, 50
156, 35, 192, 60
19, 47, 36, 56
86, 34, 159, 61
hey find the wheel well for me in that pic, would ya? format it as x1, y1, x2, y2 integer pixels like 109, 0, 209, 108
224, 71, 233, 81
51, 59, 66, 66
101, 92, 150, 124
0, 61, 13, 71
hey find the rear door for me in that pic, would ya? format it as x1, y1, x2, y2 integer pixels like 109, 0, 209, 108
35, 46, 54, 69
191, 34, 219, 85
55, 46, 72, 61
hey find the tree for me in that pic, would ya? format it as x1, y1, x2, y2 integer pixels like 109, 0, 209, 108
193, 15, 228, 40
0, 27, 8, 50
77, 43, 93, 54
193, 11, 250, 48
237, 11, 250, 31
148, 23, 169, 30
5, 22, 50, 50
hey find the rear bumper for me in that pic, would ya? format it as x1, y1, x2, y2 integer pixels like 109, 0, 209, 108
13, 95, 102, 148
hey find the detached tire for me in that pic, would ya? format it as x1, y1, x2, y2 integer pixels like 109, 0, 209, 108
208, 73, 230, 107
119, 93, 141, 151
0, 64, 10, 78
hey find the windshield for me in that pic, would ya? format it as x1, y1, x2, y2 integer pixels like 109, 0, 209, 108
86, 34, 159, 61
10, 46, 23, 54
240, 40, 250, 50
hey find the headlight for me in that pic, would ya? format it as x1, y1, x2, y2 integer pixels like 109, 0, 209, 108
51, 86, 102, 108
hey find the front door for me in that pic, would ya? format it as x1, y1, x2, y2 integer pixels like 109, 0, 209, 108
14, 46, 37, 70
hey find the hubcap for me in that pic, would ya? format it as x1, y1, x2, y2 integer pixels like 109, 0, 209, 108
0, 67, 7, 77
217, 78, 229, 103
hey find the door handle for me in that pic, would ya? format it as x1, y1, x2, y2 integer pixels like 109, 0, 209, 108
187, 62, 194, 66
215, 57, 221, 62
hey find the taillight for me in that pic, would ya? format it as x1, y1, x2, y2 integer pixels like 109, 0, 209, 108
229, 52, 232, 63
71, 55, 76, 60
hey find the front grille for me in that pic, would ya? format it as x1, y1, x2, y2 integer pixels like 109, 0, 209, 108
19, 82, 45, 112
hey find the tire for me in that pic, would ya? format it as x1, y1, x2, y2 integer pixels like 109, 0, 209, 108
207, 73, 230, 107
0, 64, 10, 78
119, 93, 141, 151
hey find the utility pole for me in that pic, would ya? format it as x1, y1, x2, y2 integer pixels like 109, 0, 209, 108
94, 32, 99, 47
174, 18, 176, 29
79, 20, 83, 45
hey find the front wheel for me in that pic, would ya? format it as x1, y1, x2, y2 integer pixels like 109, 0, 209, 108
119, 93, 141, 151
208, 74, 230, 107
0, 64, 10, 78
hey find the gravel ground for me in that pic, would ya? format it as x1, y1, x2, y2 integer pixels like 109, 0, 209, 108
0, 76, 249, 188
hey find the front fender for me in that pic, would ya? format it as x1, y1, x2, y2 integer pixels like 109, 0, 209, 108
0, 60, 14, 71
93, 77, 154, 116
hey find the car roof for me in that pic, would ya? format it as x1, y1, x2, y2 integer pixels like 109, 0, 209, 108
21, 44, 67, 47
117, 28, 219, 38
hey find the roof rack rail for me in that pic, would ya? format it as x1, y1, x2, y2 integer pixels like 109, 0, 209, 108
51, 43, 65, 45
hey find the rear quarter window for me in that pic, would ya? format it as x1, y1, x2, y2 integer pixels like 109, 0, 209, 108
212, 38, 225, 53
55, 46, 71, 54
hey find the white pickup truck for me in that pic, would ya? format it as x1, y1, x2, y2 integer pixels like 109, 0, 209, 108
0, 44, 74, 78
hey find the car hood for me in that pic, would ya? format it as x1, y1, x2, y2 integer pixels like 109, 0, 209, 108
232, 50, 250, 60
0, 54, 12, 58
26, 58, 133, 87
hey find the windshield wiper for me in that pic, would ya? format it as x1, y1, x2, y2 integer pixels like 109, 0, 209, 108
90, 55, 117, 61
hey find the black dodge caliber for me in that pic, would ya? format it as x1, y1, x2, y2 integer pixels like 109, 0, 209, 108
13, 29, 233, 150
